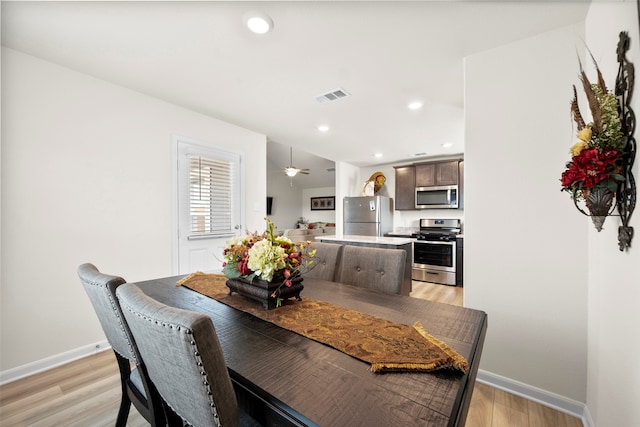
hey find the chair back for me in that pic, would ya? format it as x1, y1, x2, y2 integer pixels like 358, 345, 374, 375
336, 245, 406, 294
77, 263, 140, 364
303, 242, 343, 282
117, 283, 240, 427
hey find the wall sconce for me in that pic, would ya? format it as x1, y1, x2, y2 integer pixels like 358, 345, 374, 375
613, 31, 636, 251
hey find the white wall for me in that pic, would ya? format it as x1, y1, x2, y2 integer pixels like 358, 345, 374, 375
584, 3, 640, 426
464, 24, 589, 401
0, 48, 267, 371
267, 183, 336, 233
267, 168, 303, 231
334, 161, 361, 234
301, 187, 336, 224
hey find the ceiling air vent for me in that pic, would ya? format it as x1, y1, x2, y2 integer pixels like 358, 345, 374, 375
315, 88, 350, 103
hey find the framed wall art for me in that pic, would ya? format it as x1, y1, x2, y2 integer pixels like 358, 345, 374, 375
310, 196, 335, 211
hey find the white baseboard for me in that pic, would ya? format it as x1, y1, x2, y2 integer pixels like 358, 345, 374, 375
477, 370, 594, 427
0, 340, 110, 385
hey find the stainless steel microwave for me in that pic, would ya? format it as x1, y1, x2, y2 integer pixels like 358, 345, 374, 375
415, 185, 459, 209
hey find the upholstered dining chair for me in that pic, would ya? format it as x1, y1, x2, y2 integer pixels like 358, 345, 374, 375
116, 283, 262, 427
336, 245, 406, 295
77, 263, 165, 427
302, 242, 343, 282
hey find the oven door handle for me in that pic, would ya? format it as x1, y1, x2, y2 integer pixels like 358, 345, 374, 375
413, 240, 455, 246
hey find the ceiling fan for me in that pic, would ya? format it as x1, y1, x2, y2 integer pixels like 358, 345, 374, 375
283, 147, 310, 177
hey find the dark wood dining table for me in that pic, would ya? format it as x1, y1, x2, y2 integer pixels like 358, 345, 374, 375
134, 275, 487, 427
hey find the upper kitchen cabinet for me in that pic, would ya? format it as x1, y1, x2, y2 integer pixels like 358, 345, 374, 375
394, 159, 463, 211
415, 160, 459, 187
394, 165, 416, 210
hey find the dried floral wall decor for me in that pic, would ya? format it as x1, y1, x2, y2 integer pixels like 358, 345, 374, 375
561, 32, 636, 251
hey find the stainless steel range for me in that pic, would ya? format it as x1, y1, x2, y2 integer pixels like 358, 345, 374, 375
411, 218, 461, 286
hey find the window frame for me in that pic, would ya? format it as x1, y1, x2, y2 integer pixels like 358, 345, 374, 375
172, 135, 244, 273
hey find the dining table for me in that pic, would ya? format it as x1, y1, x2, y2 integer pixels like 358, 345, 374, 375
134, 275, 487, 427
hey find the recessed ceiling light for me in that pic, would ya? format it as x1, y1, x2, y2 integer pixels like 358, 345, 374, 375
441, 143, 453, 148
243, 11, 273, 34
374, 153, 383, 158
317, 125, 330, 132
408, 101, 423, 110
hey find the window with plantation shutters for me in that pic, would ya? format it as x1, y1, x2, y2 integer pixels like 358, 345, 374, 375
188, 155, 235, 237
175, 138, 241, 243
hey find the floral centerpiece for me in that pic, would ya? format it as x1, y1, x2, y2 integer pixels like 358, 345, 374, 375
222, 218, 315, 308
560, 55, 625, 231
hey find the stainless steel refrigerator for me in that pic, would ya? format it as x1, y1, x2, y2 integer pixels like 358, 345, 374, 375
343, 196, 394, 236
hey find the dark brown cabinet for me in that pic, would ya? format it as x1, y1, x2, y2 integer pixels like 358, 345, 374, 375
394, 165, 416, 210
415, 160, 459, 187
394, 159, 463, 211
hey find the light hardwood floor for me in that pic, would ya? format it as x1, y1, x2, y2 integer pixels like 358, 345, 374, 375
410, 279, 464, 306
0, 282, 582, 427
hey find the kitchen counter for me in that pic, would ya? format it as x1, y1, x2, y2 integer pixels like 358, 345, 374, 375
319, 234, 414, 245
317, 234, 413, 296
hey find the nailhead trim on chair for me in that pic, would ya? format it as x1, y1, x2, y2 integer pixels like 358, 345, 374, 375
119, 303, 222, 427
85, 276, 139, 365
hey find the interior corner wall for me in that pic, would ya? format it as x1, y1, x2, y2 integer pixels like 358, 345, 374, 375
334, 161, 361, 234
464, 23, 589, 401
267, 170, 303, 231
584, 3, 640, 426
0, 48, 266, 371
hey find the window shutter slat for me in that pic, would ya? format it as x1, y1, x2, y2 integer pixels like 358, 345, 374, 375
188, 155, 235, 237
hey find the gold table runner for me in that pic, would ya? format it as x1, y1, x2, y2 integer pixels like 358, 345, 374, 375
177, 272, 468, 374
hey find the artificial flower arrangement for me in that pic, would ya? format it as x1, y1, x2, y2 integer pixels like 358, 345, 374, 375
560, 54, 625, 228
222, 218, 315, 305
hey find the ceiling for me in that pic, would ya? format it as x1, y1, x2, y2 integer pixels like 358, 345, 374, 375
267, 140, 336, 188
1, 1, 590, 188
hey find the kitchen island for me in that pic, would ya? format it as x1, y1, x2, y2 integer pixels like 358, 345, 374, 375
317, 234, 413, 296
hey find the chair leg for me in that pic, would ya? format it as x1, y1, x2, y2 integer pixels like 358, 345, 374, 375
114, 352, 133, 427
164, 401, 185, 427
115, 398, 132, 427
